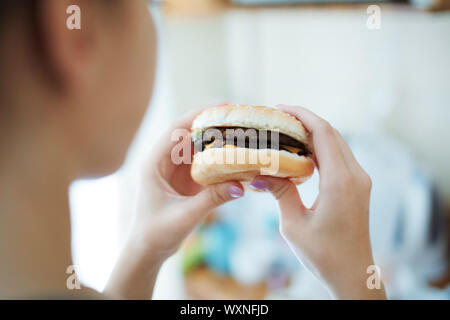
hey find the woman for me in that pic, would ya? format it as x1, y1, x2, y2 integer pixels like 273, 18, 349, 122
0, 0, 386, 299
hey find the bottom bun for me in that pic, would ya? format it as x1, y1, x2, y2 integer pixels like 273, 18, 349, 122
191, 147, 315, 186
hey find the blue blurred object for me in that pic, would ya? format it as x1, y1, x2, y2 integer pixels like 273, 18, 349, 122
202, 222, 237, 275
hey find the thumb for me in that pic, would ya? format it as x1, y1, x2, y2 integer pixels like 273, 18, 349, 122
251, 176, 307, 234
170, 182, 244, 235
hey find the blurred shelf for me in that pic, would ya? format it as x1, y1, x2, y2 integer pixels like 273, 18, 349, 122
185, 266, 268, 300
162, 0, 420, 17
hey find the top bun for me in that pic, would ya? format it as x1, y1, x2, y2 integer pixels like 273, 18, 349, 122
192, 104, 309, 144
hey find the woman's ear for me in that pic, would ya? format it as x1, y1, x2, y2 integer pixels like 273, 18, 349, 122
37, 0, 93, 93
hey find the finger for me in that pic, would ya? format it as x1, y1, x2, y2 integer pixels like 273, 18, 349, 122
151, 102, 230, 195
168, 163, 202, 196
276, 105, 347, 183
153, 102, 231, 164
250, 176, 308, 228
333, 129, 372, 193
169, 181, 244, 235
158, 104, 220, 159
333, 128, 364, 172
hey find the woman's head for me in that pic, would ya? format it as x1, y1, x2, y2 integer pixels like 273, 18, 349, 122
0, 0, 156, 178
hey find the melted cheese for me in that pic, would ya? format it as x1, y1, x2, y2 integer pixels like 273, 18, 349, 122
205, 143, 299, 153
205, 143, 237, 150
282, 145, 301, 154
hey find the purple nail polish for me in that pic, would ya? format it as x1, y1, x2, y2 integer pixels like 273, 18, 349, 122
229, 186, 244, 198
250, 180, 269, 191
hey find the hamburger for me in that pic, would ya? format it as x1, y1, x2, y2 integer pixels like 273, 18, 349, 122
190, 105, 315, 186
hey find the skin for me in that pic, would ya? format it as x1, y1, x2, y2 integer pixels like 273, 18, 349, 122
0, 0, 385, 299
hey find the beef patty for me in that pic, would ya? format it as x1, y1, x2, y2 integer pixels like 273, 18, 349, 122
192, 127, 311, 157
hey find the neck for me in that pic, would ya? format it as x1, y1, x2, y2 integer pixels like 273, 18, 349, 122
0, 125, 76, 298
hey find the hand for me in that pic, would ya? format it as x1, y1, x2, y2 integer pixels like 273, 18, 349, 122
250, 105, 386, 300
133, 103, 245, 262
105, 104, 244, 299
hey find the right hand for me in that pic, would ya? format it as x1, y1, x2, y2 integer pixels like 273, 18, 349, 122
250, 105, 386, 299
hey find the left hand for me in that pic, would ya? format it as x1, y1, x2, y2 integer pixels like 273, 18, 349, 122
105, 104, 244, 299
133, 104, 245, 262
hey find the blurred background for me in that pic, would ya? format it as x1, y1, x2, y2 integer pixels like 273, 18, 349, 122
70, 0, 450, 299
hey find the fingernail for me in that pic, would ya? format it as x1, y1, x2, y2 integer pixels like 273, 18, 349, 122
250, 180, 269, 191
228, 186, 244, 198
